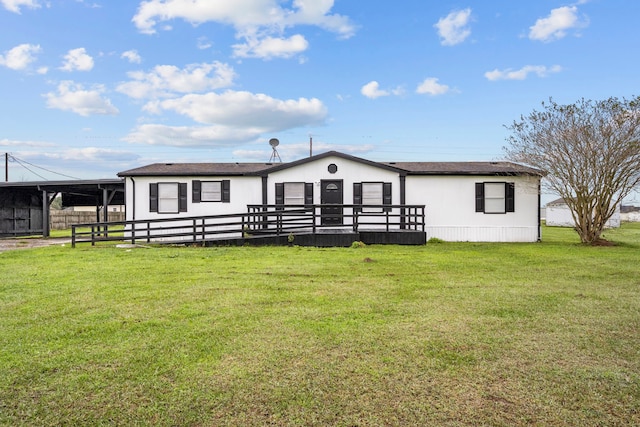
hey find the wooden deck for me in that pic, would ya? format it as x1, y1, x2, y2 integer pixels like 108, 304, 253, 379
72, 204, 426, 247
202, 227, 426, 247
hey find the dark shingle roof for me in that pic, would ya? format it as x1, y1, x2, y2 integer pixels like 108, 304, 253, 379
117, 162, 274, 177
117, 151, 545, 177
384, 161, 544, 176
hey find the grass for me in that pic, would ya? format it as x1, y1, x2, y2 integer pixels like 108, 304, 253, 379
0, 224, 638, 426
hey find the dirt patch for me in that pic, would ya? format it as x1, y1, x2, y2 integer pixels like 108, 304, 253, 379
0, 238, 71, 252
591, 238, 617, 246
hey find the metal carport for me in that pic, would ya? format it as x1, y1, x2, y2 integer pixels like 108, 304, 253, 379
0, 179, 124, 237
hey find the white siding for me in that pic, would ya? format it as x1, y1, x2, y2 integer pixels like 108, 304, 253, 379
406, 175, 540, 242
125, 175, 262, 221
267, 155, 401, 205
424, 226, 539, 242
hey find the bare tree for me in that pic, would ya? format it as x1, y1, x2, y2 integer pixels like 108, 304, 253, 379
505, 96, 640, 244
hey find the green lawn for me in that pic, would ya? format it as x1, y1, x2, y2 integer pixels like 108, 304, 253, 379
1, 225, 639, 426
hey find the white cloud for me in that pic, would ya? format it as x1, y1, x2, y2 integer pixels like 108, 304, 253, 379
125, 90, 327, 147
60, 48, 94, 71
434, 8, 472, 46
133, 0, 355, 36
75, 1, 102, 9
116, 61, 236, 100
0, 43, 41, 70
150, 90, 327, 127
12, 147, 141, 178
0, 138, 55, 147
121, 49, 142, 64
416, 77, 450, 96
233, 34, 309, 59
20, 146, 138, 163
197, 36, 212, 50
484, 65, 562, 81
529, 6, 587, 42
132, 0, 356, 60
285, 0, 356, 38
44, 81, 119, 116
361, 81, 388, 99
62, 147, 137, 162
123, 124, 264, 147
1, 0, 40, 13
360, 81, 404, 99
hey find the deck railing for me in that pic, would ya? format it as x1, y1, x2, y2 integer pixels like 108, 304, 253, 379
71, 204, 424, 247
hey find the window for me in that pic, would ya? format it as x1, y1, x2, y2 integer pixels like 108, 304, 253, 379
202, 181, 221, 201
192, 180, 230, 203
284, 182, 305, 205
275, 182, 314, 208
353, 182, 392, 212
475, 182, 515, 214
150, 182, 187, 213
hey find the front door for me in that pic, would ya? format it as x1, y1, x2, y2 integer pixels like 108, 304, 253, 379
321, 180, 343, 225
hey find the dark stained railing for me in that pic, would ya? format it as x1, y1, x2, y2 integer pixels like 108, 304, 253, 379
71, 204, 424, 247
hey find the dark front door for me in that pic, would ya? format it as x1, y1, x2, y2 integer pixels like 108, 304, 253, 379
321, 180, 343, 225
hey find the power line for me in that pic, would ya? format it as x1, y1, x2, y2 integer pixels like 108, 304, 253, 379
8, 154, 81, 180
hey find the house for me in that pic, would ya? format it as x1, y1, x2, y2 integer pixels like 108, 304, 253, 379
117, 151, 544, 243
546, 198, 621, 228
621, 205, 640, 222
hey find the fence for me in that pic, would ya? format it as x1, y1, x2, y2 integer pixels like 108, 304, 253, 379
50, 210, 125, 230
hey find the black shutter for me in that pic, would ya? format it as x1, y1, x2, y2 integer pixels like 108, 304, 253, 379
275, 183, 284, 210
149, 183, 158, 212
192, 180, 201, 203
383, 182, 392, 212
178, 183, 188, 212
505, 182, 515, 212
475, 183, 485, 212
353, 183, 362, 212
304, 182, 313, 207
222, 180, 231, 203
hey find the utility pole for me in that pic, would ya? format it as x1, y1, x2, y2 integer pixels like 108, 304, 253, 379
309, 135, 313, 157
5, 153, 8, 182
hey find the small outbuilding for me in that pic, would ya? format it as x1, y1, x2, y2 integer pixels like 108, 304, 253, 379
0, 179, 124, 237
545, 198, 621, 228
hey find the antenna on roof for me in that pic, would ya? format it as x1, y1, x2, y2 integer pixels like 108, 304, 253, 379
268, 138, 282, 163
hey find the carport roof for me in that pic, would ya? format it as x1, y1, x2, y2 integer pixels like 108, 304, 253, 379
0, 179, 125, 205
0, 178, 124, 193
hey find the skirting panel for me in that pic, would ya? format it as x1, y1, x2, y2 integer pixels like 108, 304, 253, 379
425, 226, 539, 242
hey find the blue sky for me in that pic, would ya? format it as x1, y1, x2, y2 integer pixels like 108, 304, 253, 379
1, 0, 639, 204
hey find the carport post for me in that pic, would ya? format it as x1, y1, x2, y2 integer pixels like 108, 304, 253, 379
41, 190, 50, 237
103, 187, 109, 223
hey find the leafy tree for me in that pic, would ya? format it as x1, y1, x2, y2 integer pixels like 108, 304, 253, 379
50, 194, 63, 210
505, 96, 640, 244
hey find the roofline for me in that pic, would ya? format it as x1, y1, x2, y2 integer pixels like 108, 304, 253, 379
404, 170, 544, 177
260, 150, 407, 175
117, 170, 262, 177
0, 178, 124, 189
116, 151, 546, 178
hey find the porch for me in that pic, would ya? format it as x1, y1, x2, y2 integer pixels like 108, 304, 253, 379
71, 204, 426, 247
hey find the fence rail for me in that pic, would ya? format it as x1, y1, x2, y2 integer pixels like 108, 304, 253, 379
71, 204, 425, 247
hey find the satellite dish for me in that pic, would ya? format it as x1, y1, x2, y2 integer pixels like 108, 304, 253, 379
268, 138, 282, 162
